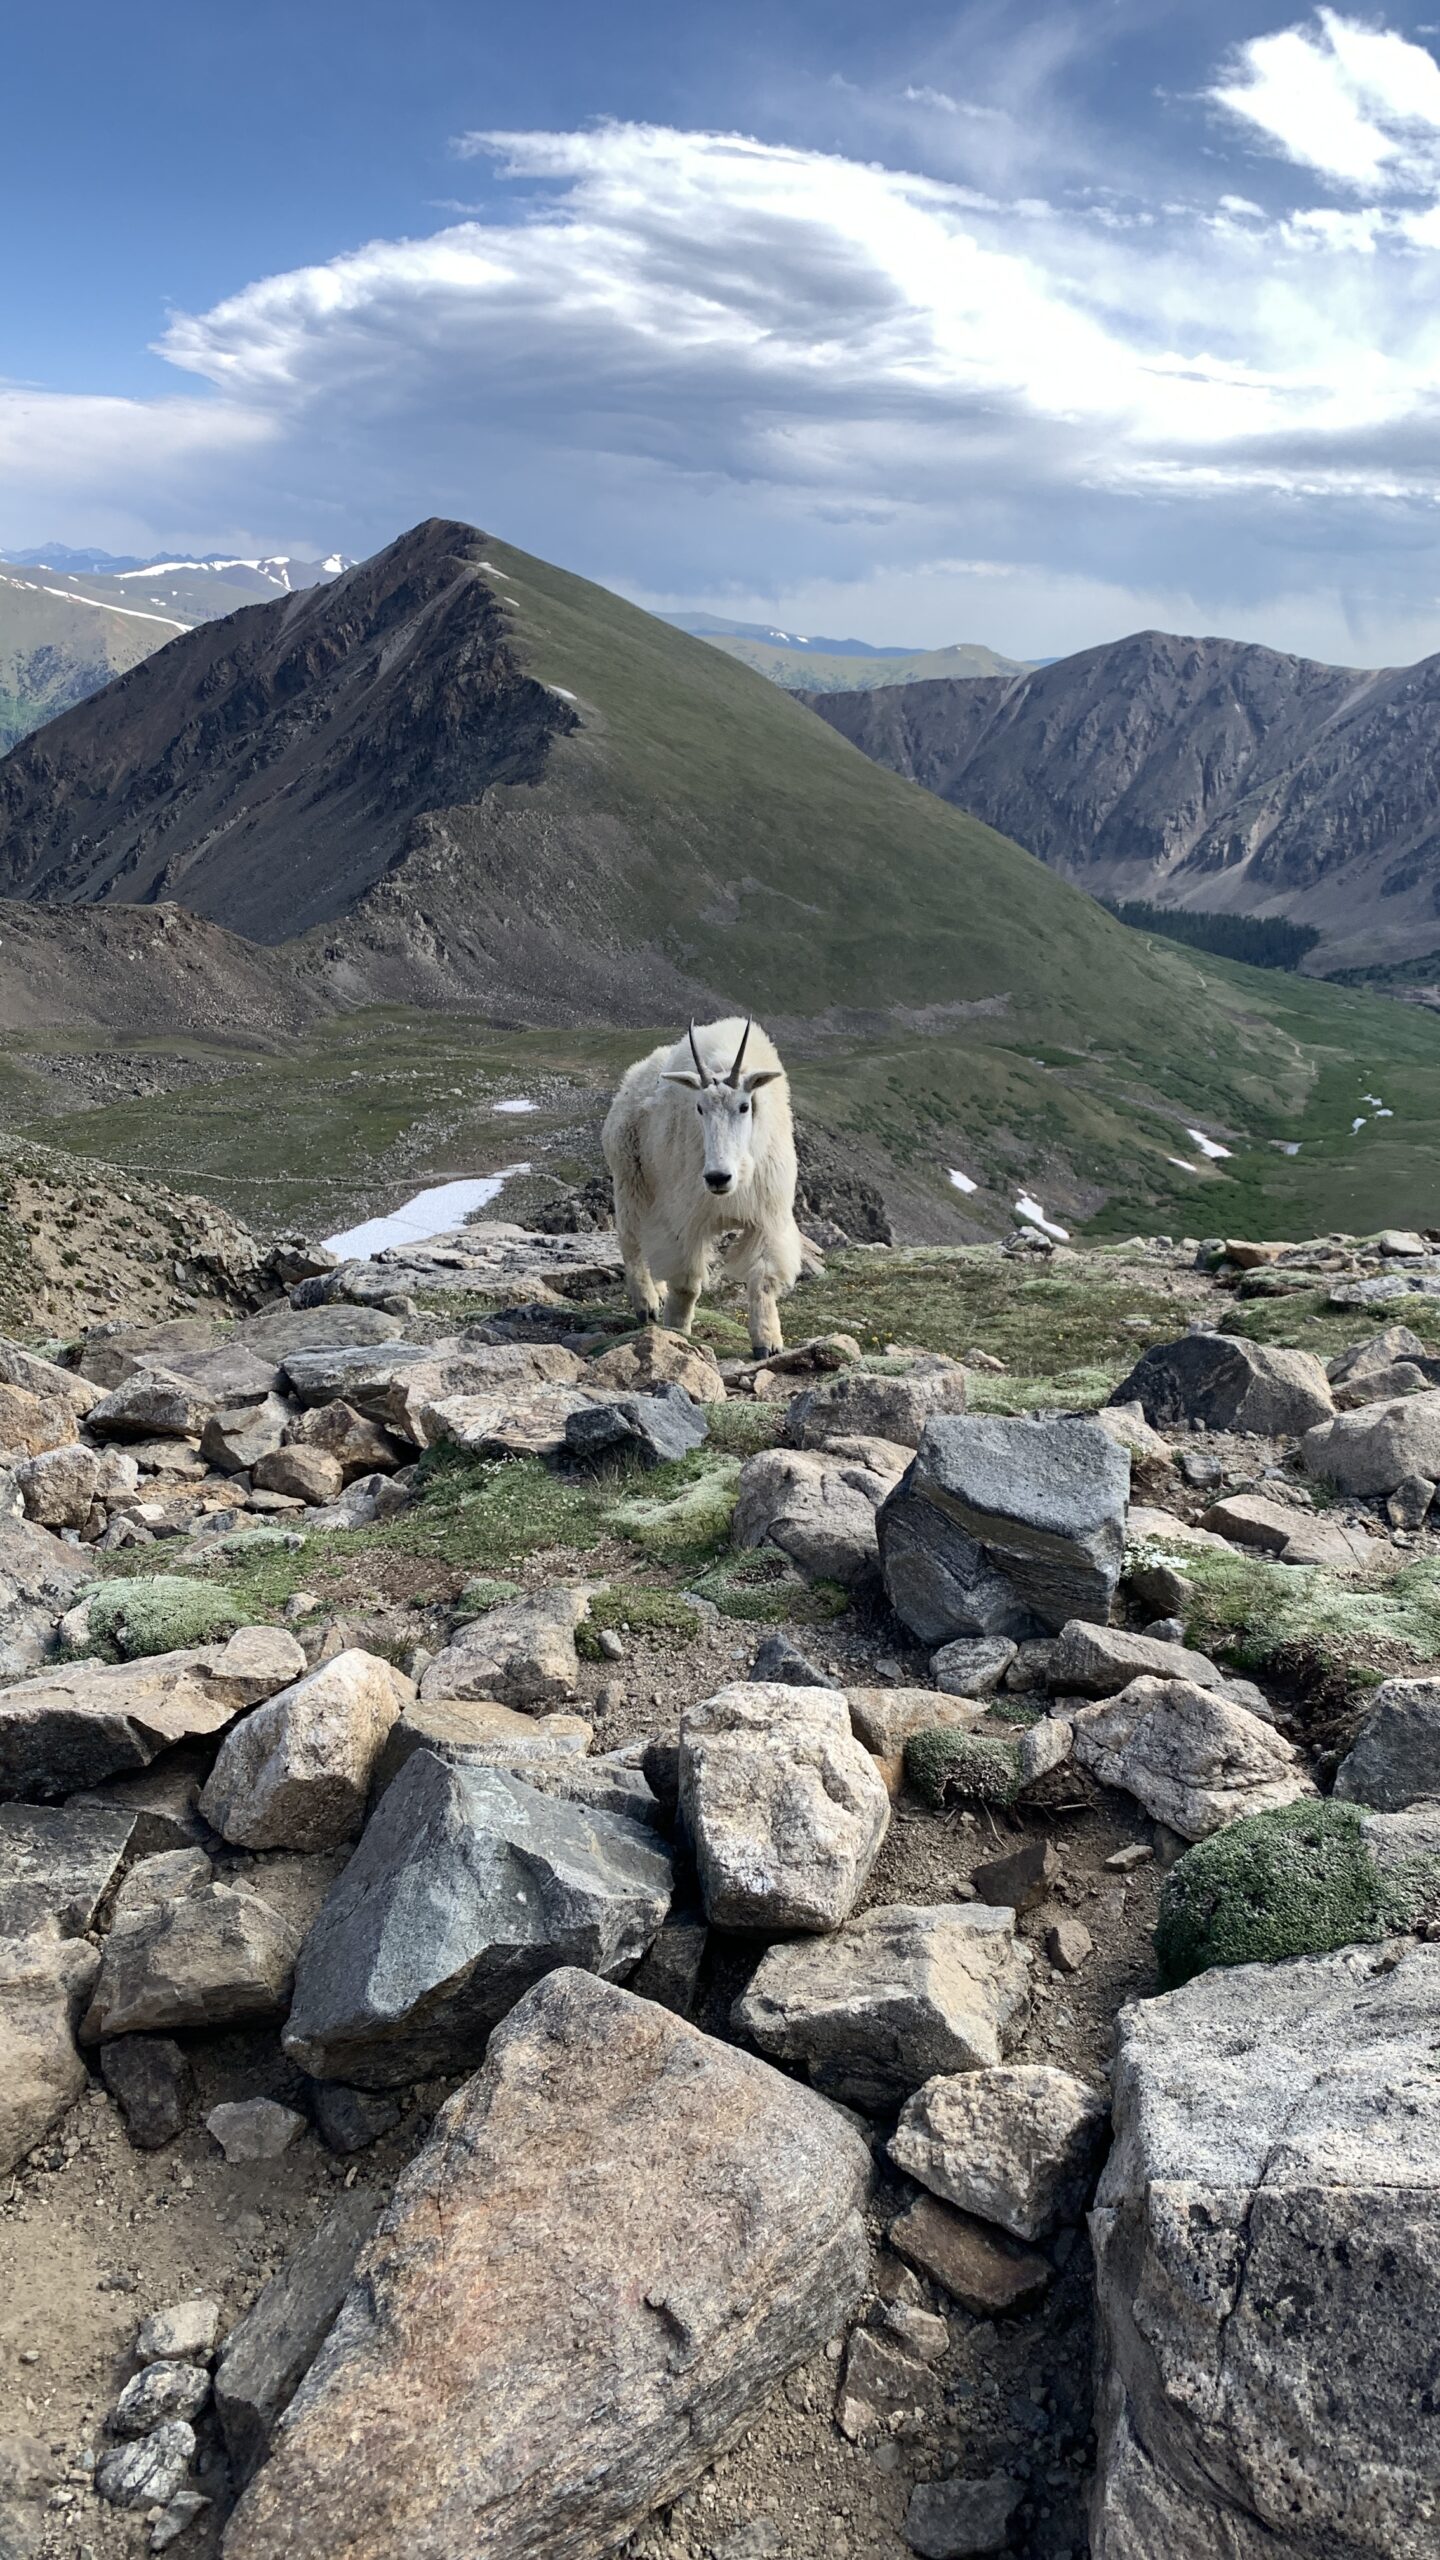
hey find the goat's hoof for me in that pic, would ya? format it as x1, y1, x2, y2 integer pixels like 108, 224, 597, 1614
750, 1337, 783, 1360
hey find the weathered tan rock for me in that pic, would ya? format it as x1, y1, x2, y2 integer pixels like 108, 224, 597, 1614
1093, 1402, 1174, 1492
226, 1969, 872, 2560
845, 1687, 985, 1795
14, 1442, 101, 1529
784, 1365, 966, 1453
890, 2064, 1107, 2240
587, 1327, 724, 1401
0, 1337, 100, 1419
81, 1885, 298, 2039
0, 1930, 100, 2173
889, 2194, 1052, 2318
680, 1682, 890, 1931
1047, 1620, 1225, 1697
418, 1586, 590, 1710
0, 1381, 77, 1457
1202, 1491, 1313, 1554
371, 1699, 592, 1799
281, 1402, 401, 1484
732, 1443, 907, 1588
734, 1902, 1032, 2110
0, 1800, 135, 1935
200, 1397, 294, 1475
1072, 1677, 1314, 1840
0, 1626, 306, 1799
200, 1651, 413, 1851
252, 1447, 345, 1508
418, 1384, 600, 1460
1302, 1391, 1440, 1498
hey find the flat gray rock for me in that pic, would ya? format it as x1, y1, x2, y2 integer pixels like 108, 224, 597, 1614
0, 1801, 134, 1936
282, 1752, 673, 2087
879, 1414, 1130, 1643
931, 1636, 1017, 1698
225, 1970, 871, 2560
732, 1443, 908, 1588
1092, 1942, 1440, 2558
734, 1902, 1032, 2111
1047, 1619, 1225, 1697
1334, 1677, 1440, 1811
0, 1629, 303, 1800
680, 1683, 890, 1932
418, 1586, 590, 1711
214, 2197, 379, 2486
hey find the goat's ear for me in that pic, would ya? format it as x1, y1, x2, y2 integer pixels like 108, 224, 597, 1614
662, 1070, 705, 1089
742, 1069, 783, 1093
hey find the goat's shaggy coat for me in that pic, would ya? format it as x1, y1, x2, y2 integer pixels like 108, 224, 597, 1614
602, 1016, 805, 1355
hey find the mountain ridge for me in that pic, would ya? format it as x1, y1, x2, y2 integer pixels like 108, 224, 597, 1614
800, 627, 1440, 972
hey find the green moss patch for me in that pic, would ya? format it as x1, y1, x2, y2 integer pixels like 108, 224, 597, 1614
688, 1548, 849, 1624
703, 1400, 786, 1458
1137, 1536, 1440, 1683
1155, 1800, 1423, 1987
577, 1585, 702, 1656
80, 1575, 252, 1661
905, 1727, 1023, 1809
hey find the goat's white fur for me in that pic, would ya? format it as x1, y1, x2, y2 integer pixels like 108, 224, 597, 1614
602, 1015, 805, 1354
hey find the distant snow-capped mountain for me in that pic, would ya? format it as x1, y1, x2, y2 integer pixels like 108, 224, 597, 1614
6, 544, 353, 595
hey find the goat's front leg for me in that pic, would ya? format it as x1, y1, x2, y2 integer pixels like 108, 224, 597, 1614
662, 1271, 703, 1336
614, 1210, 662, 1326
746, 1271, 783, 1359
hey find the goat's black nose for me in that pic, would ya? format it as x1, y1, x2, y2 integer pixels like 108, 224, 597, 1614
705, 1172, 732, 1192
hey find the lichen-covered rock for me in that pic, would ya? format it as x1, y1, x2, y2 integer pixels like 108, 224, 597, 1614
251, 1446, 345, 1507
733, 1902, 1031, 2111
418, 1586, 590, 1711
1109, 1334, 1334, 1437
0, 1380, 81, 1457
0, 1929, 99, 2173
930, 1635, 1017, 1698
14, 1442, 100, 1529
879, 1415, 1129, 1643
94, 2421, 196, 2510
199, 1651, 412, 1851
889, 2063, 1106, 2240
282, 1751, 673, 2086
225, 1970, 872, 2560
280, 1401, 402, 1483
680, 1683, 890, 1932
81, 1577, 260, 1662
1091, 1942, 1440, 2558
1071, 1677, 1314, 1841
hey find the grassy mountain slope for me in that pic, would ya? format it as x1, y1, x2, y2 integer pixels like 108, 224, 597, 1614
689, 632, 1029, 690
3, 523, 1440, 1236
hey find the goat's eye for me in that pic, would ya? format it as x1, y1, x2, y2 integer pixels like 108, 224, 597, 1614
696, 1102, 703, 1115
739, 1101, 750, 1114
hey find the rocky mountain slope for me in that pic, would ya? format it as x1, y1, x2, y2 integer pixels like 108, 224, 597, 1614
1, 1197, 1439, 2560
0, 555, 351, 752
803, 628, 1440, 973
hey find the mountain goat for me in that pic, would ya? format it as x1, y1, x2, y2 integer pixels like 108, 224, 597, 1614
602, 1015, 805, 1356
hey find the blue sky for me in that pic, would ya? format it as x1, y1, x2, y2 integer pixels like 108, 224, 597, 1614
9, 2, 1440, 661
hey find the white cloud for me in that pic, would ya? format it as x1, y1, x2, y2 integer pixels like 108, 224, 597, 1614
1213, 9, 1440, 192
10, 31, 1440, 661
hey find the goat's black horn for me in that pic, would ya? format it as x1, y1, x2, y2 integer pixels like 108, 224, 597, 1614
687, 1019, 707, 1083
727, 1017, 752, 1087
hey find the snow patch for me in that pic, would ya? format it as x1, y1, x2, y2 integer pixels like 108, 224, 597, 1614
1167, 1157, 1198, 1173
493, 1098, 538, 1114
1277, 1141, 1302, 1156
1184, 1127, 1232, 1161
948, 1168, 978, 1194
1352, 1117, 1368, 1133
550, 686, 578, 701
1015, 1192, 1070, 1242
42, 588, 189, 629
323, 1167, 530, 1259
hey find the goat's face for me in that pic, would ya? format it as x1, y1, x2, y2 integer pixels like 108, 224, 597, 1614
663, 1018, 781, 1202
